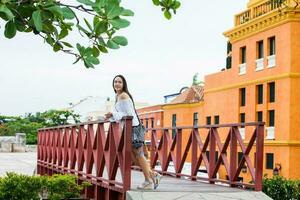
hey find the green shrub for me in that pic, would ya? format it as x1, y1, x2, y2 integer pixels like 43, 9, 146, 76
46, 174, 91, 200
0, 172, 46, 200
0, 173, 91, 200
263, 175, 300, 200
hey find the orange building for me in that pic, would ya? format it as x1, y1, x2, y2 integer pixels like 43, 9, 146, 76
205, 0, 300, 180
137, 105, 164, 143
138, 0, 300, 182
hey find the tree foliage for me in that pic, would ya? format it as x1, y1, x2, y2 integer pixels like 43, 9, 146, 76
0, 0, 181, 68
0, 110, 80, 144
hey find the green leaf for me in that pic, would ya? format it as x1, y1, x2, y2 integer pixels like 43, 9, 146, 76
107, 5, 123, 19
0, 5, 14, 20
4, 20, 16, 39
15, 19, 26, 32
58, 28, 68, 40
46, 35, 55, 45
173, 1, 181, 9
95, 0, 107, 8
77, 0, 95, 6
84, 18, 93, 31
112, 36, 127, 46
76, 43, 84, 55
53, 42, 62, 52
92, 46, 100, 57
152, 0, 160, 6
61, 7, 75, 20
86, 56, 100, 65
106, 39, 119, 49
77, 24, 90, 37
108, 18, 130, 29
164, 10, 171, 20
120, 8, 134, 16
46, 6, 63, 18
98, 45, 108, 53
32, 10, 43, 32
94, 20, 107, 35
84, 61, 94, 68
98, 37, 106, 46
61, 41, 73, 48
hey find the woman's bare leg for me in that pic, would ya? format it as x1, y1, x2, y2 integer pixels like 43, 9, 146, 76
132, 147, 154, 182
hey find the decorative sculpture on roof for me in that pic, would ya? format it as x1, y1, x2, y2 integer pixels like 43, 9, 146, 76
192, 73, 204, 86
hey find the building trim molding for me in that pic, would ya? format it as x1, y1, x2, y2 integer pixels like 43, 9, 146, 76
163, 102, 204, 109
205, 73, 300, 94
224, 8, 300, 42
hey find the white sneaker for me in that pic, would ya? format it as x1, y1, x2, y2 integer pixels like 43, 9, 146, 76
137, 181, 153, 190
153, 173, 162, 189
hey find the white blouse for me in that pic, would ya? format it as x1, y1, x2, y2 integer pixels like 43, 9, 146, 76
110, 98, 140, 126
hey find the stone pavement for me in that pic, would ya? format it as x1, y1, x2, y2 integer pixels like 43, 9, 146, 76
0, 152, 36, 176
128, 170, 271, 200
0, 152, 271, 200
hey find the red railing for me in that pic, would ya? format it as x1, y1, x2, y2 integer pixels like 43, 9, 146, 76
147, 122, 264, 191
37, 117, 133, 200
37, 120, 265, 200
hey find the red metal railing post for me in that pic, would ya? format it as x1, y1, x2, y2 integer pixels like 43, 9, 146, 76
123, 118, 133, 192
255, 124, 264, 191
230, 127, 237, 187
209, 128, 216, 184
191, 128, 197, 180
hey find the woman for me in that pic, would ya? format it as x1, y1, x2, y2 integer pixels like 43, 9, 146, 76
105, 75, 162, 190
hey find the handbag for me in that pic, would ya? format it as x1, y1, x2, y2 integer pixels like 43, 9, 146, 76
132, 108, 146, 149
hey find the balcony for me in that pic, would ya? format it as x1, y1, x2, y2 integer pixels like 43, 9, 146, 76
235, 0, 282, 26
255, 58, 264, 71
239, 63, 247, 75
267, 55, 276, 68
266, 126, 275, 139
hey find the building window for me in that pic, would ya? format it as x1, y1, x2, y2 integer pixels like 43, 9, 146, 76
146, 119, 149, 128
257, 40, 264, 59
240, 88, 246, 106
269, 37, 276, 56
238, 152, 243, 164
151, 118, 154, 128
172, 114, 177, 138
266, 153, 274, 169
268, 82, 275, 103
268, 110, 275, 127
206, 151, 219, 163
257, 84, 263, 104
257, 111, 263, 122
214, 116, 219, 125
206, 116, 211, 125
141, 119, 144, 125
240, 113, 245, 127
193, 112, 198, 126
240, 46, 246, 64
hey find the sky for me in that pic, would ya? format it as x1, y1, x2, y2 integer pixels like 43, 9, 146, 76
0, 0, 248, 116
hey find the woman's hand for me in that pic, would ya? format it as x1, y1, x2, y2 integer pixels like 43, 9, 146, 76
105, 112, 113, 119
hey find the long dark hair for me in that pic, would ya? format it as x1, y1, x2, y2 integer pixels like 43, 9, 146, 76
112, 75, 135, 105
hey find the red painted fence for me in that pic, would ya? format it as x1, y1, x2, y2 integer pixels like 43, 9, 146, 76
147, 122, 265, 191
37, 117, 133, 200
37, 119, 264, 200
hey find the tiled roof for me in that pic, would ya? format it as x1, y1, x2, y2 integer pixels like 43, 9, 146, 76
169, 85, 204, 104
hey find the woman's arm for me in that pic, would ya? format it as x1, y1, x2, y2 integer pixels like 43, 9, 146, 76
109, 93, 132, 121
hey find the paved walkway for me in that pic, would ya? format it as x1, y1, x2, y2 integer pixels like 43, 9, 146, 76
0, 152, 36, 176
0, 152, 271, 200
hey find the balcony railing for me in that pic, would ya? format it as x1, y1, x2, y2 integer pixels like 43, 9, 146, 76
235, 0, 284, 26
267, 55, 276, 68
239, 63, 247, 75
256, 58, 264, 71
